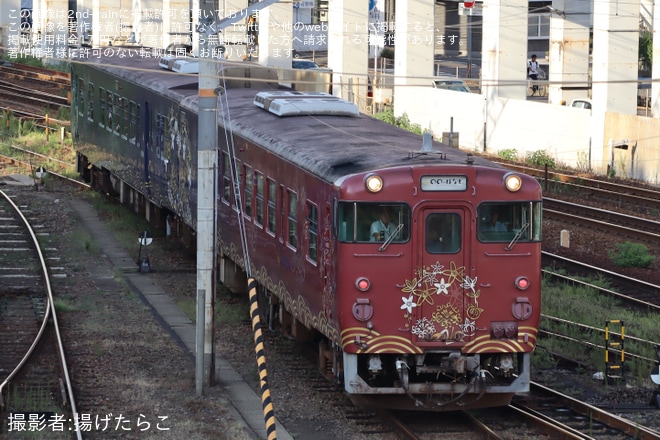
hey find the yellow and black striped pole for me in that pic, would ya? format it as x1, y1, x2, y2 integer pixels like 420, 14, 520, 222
248, 278, 277, 440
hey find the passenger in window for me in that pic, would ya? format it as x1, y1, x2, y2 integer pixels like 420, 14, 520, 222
370, 208, 398, 241
484, 210, 507, 232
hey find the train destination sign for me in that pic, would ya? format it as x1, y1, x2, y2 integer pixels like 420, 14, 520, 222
420, 175, 468, 191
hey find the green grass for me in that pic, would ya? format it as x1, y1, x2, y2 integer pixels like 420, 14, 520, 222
536, 273, 658, 383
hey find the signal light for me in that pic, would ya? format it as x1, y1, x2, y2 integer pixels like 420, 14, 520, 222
355, 277, 371, 292
464, 0, 475, 7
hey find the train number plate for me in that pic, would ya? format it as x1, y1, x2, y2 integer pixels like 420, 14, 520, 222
420, 175, 468, 191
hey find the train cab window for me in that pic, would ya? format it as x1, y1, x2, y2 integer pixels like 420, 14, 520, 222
287, 190, 298, 249
306, 201, 318, 263
337, 202, 410, 243
478, 202, 542, 243
426, 213, 461, 253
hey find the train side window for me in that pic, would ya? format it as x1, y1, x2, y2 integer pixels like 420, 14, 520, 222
99, 87, 106, 127
87, 83, 94, 121
77, 78, 85, 117
234, 159, 242, 212
255, 172, 264, 226
155, 113, 165, 162
221, 153, 232, 205
478, 202, 542, 242
106, 91, 114, 132
121, 98, 129, 139
128, 101, 138, 144
266, 178, 276, 235
306, 201, 318, 264
337, 202, 356, 241
426, 213, 461, 253
243, 164, 253, 219
287, 189, 298, 250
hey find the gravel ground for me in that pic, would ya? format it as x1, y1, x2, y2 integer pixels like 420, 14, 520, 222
2, 172, 659, 440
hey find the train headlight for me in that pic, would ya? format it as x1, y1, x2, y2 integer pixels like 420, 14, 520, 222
355, 277, 371, 292
365, 174, 383, 193
503, 173, 522, 192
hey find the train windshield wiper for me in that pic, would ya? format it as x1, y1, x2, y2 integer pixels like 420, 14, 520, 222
379, 223, 404, 252
505, 223, 529, 251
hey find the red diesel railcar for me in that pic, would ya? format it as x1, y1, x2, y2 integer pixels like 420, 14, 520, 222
71, 53, 542, 411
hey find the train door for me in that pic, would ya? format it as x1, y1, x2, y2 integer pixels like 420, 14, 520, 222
412, 207, 473, 346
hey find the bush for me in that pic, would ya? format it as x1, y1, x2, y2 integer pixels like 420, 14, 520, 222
374, 108, 396, 125
373, 110, 422, 135
379, 48, 394, 59
526, 150, 556, 168
608, 242, 655, 268
497, 148, 518, 161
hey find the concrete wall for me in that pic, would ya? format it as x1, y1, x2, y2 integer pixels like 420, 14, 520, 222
395, 87, 660, 185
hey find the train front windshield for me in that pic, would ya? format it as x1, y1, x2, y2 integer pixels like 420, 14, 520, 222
478, 202, 542, 242
337, 202, 411, 243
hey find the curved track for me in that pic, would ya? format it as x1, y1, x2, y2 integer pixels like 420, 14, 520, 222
0, 188, 81, 439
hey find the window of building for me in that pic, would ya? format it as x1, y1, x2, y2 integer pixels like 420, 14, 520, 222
313, 0, 328, 23
287, 189, 298, 249
306, 201, 318, 263
528, 14, 550, 39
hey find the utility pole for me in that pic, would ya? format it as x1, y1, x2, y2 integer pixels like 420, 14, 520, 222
196, 2, 219, 395
195, 0, 281, 396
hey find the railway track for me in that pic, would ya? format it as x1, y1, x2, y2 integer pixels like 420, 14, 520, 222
382, 386, 660, 439
502, 162, 660, 208
0, 62, 71, 119
543, 198, 660, 245
542, 252, 660, 305
0, 61, 71, 90
0, 188, 81, 439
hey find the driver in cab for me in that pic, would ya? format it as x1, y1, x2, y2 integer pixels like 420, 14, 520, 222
370, 208, 398, 241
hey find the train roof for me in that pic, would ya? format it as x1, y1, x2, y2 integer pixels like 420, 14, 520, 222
72, 51, 502, 184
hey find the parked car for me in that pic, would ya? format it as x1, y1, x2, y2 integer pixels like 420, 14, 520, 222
292, 59, 321, 69
570, 98, 592, 110
432, 77, 472, 93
